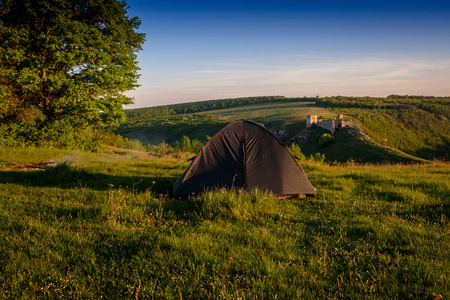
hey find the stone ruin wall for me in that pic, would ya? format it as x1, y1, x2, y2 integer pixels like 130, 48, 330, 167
341, 120, 360, 129
306, 114, 359, 134
315, 120, 336, 134
306, 115, 318, 128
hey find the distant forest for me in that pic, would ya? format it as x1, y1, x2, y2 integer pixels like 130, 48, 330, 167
124, 96, 316, 122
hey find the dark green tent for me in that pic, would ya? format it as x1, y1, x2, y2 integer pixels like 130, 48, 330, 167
172, 120, 316, 197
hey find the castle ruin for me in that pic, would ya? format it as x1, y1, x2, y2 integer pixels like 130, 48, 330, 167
306, 114, 359, 134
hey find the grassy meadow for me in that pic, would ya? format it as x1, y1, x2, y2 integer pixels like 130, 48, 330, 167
1, 146, 449, 299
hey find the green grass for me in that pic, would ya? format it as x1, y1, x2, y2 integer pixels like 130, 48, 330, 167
198, 101, 334, 124
0, 146, 70, 170
1, 146, 449, 299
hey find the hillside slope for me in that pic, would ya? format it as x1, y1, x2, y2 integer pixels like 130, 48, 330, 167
118, 99, 335, 146
300, 127, 427, 164
117, 96, 448, 163
317, 95, 450, 160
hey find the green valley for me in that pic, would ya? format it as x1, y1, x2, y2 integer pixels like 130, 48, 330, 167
118, 95, 449, 163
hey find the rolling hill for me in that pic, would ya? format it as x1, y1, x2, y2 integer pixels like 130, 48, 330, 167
117, 96, 449, 163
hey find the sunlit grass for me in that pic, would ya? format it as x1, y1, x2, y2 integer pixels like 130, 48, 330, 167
0, 146, 69, 170
200, 101, 335, 124
0, 146, 449, 299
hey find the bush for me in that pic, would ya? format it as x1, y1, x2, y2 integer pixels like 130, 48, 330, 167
191, 139, 204, 153
181, 135, 191, 152
123, 138, 146, 151
178, 135, 204, 153
0, 120, 104, 152
318, 133, 335, 148
147, 141, 173, 156
288, 143, 306, 161
310, 152, 326, 163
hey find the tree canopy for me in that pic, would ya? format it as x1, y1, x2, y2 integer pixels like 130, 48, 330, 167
0, 0, 145, 148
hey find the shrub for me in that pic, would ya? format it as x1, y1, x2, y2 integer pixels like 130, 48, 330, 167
318, 133, 335, 148
150, 141, 173, 156
191, 139, 204, 152
123, 138, 145, 151
181, 135, 191, 152
174, 141, 181, 151
0, 120, 104, 151
288, 143, 306, 161
311, 152, 326, 163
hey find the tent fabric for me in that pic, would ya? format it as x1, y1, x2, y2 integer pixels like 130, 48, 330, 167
172, 120, 317, 197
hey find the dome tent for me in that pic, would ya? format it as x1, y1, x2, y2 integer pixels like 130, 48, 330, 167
172, 120, 316, 197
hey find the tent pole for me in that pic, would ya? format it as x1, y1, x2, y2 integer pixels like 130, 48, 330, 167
242, 138, 247, 190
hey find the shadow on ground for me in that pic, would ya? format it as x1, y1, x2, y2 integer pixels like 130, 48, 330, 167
0, 163, 176, 194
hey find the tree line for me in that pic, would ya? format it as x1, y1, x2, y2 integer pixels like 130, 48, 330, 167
124, 96, 315, 122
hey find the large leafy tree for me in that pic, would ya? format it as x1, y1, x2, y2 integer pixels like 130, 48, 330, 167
0, 0, 145, 147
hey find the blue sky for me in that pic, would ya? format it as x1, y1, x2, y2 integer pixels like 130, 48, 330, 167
125, 0, 450, 108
